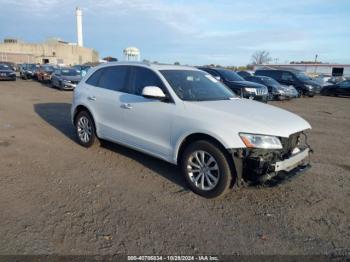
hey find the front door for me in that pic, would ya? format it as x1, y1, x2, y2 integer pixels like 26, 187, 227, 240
118, 66, 175, 159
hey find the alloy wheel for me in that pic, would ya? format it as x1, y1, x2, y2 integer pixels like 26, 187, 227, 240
77, 116, 92, 143
187, 150, 220, 191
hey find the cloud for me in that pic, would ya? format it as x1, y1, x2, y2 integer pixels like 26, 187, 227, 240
0, 0, 349, 64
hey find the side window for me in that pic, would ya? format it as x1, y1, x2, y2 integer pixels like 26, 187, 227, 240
339, 81, 350, 87
281, 72, 293, 81
131, 67, 165, 96
98, 66, 129, 91
86, 69, 103, 86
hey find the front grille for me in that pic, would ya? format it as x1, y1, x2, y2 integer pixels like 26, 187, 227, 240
256, 87, 267, 96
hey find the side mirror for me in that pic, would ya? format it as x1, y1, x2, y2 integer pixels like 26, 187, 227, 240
214, 76, 221, 81
142, 86, 166, 100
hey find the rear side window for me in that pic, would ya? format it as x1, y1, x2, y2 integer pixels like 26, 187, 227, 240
281, 72, 293, 81
86, 69, 103, 86
86, 66, 129, 92
98, 66, 129, 91
130, 67, 165, 96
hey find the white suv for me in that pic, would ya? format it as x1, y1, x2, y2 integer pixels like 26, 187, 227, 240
71, 62, 312, 198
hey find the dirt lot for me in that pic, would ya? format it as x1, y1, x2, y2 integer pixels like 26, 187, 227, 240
0, 79, 349, 256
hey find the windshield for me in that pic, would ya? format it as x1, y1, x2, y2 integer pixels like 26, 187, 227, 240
295, 72, 310, 81
27, 64, 37, 70
0, 64, 10, 70
218, 69, 244, 81
61, 69, 80, 76
261, 77, 280, 86
160, 70, 236, 101
42, 66, 54, 72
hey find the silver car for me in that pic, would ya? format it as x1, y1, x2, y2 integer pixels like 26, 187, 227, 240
71, 62, 312, 198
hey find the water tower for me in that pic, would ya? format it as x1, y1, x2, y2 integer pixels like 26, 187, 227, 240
123, 47, 140, 61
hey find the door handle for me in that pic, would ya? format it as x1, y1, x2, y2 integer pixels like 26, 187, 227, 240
121, 103, 133, 109
88, 96, 96, 101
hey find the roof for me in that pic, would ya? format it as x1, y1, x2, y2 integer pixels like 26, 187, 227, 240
95, 61, 199, 71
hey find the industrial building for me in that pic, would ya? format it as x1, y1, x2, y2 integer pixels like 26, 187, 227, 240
0, 7, 99, 65
254, 64, 350, 77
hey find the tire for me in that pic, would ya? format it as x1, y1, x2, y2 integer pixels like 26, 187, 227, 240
180, 140, 234, 198
74, 111, 96, 148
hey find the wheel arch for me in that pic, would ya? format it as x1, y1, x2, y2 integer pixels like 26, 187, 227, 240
73, 104, 99, 136
175, 132, 231, 165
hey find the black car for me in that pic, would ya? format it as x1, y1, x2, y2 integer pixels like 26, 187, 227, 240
51, 68, 82, 90
245, 75, 299, 100
321, 80, 350, 97
255, 69, 321, 97
198, 67, 269, 102
20, 63, 38, 79
0, 63, 16, 81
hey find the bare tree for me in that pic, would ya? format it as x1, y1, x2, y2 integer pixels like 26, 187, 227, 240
251, 50, 272, 65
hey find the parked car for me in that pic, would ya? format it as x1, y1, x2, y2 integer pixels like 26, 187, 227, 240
71, 62, 312, 198
0, 61, 16, 71
51, 68, 82, 90
245, 75, 298, 100
20, 63, 38, 79
313, 74, 332, 87
37, 64, 55, 82
320, 80, 350, 97
198, 67, 269, 102
0, 63, 16, 81
72, 65, 91, 77
255, 69, 321, 97
327, 76, 346, 85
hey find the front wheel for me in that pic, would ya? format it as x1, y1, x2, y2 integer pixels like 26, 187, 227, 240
74, 111, 96, 147
181, 140, 234, 198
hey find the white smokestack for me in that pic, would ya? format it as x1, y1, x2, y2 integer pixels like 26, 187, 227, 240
76, 7, 83, 47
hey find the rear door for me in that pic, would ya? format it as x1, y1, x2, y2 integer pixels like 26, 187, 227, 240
85, 66, 132, 141
117, 66, 175, 159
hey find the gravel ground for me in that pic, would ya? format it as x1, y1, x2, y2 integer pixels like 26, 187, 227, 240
0, 79, 349, 256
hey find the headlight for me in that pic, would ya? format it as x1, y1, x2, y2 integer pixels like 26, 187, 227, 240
305, 84, 313, 90
239, 133, 282, 149
245, 88, 256, 93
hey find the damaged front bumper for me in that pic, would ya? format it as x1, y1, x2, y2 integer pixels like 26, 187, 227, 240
230, 132, 312, 186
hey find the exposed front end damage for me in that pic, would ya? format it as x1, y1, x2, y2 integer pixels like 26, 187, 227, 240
230, 132, 312, 186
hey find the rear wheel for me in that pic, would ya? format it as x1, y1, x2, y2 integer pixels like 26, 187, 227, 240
181, 140, 234, 198
74, 111, 96, 147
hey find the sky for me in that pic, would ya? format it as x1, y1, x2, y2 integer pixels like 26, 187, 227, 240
0, 0, 349, 66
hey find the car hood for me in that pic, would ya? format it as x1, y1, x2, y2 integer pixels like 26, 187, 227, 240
183, 99, 311, 138
227, 80, 266, 89
304, 79, 321, 87
60, 75, 82, 81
